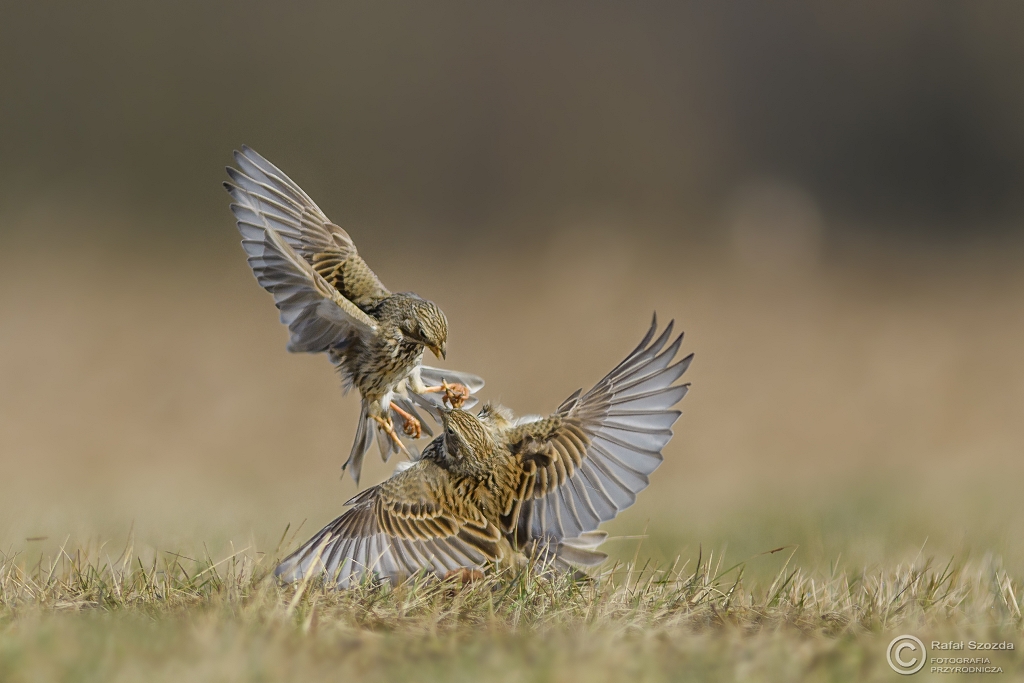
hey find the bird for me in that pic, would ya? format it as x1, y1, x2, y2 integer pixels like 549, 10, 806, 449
275, 317, 692, 588
224, 146, 484, 484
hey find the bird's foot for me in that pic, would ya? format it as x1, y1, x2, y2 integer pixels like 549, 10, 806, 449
390, 404, 422, 439
443, 568, 486, 584
444, 381, 471, 408
372, 414, 411, 456
424, 380, 471, 408
401, 415, 422, 439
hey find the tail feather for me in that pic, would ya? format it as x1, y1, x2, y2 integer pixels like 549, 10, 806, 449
344, 400, 426, 484
523, 532, 609, 573
554, 545, 608, 568
374, 421, 395, 464
341, 401, 376, 485
560, 530, 608, 551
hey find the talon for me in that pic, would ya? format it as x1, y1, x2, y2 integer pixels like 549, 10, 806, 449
372, 414, 411, 456
442, 380, 470, 409
402, 416, 421, 438
391, 404, 422, 439
422, 381, 472, 408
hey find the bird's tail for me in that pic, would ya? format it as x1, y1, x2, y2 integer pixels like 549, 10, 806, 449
342, 399, 422, 484
522, 531, 608, 575
341, 400, 377, 485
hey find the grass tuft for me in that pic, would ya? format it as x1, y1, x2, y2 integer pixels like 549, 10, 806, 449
1, 540, 1022, 681
2, 540, 1021, 635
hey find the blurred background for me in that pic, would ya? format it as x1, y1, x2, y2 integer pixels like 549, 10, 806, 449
2, 1, 1023, 578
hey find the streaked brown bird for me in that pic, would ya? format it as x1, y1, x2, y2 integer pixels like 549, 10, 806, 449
224, 146, 484, 484
275, 317, 692, 587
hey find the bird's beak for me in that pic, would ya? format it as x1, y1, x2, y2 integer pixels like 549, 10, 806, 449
429, 344, 446, 360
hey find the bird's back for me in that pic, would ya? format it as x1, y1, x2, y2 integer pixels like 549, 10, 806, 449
312, 250, 390, 311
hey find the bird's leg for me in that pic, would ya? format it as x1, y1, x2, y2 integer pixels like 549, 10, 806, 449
390, 404, 422, 439
422, 380, 471, 408
371, 414, 411, 456
443, 568, 486, 584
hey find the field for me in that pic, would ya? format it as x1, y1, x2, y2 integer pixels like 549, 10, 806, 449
2, 206, 1024, 681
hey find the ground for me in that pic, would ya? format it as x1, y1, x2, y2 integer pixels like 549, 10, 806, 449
1, 541, 1021, 681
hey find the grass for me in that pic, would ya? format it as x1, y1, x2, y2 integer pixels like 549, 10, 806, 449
1, 537, 1022, 682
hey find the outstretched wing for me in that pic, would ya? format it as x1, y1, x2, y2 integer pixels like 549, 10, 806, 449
275, 458, 506, 588
505, 316, 692, 545
225, 146, 390, 310
232, 205, 379, 353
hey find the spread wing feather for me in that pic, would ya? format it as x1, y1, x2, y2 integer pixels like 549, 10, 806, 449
225, 146, 390, 325
275, 461, 503, 588
509, 316, 691, 543
418, 366, 486, 394
232, 209, 379, 353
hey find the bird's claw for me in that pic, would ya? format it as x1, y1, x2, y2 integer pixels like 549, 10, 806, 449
372, 414, 411, 456
401, 415, 422, 439
390, 404, 423, 439
422, 380, 472, 408
441, 380, 471, 409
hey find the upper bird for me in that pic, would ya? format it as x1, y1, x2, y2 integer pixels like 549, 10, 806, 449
224, 146, 483, 484
275, 317, 692, 588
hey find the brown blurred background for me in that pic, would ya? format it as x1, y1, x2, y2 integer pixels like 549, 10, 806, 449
2, 1, 1023, 576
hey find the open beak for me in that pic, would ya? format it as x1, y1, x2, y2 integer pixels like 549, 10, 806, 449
429, 344, 446, 360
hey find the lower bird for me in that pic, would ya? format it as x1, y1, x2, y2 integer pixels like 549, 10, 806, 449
275, 317, 692, 587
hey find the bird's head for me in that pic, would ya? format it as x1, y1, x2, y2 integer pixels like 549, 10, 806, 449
435, 408, 495, 474
397, 296, 449, 359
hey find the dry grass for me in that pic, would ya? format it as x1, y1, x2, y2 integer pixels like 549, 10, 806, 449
1, 538, 1022, 682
